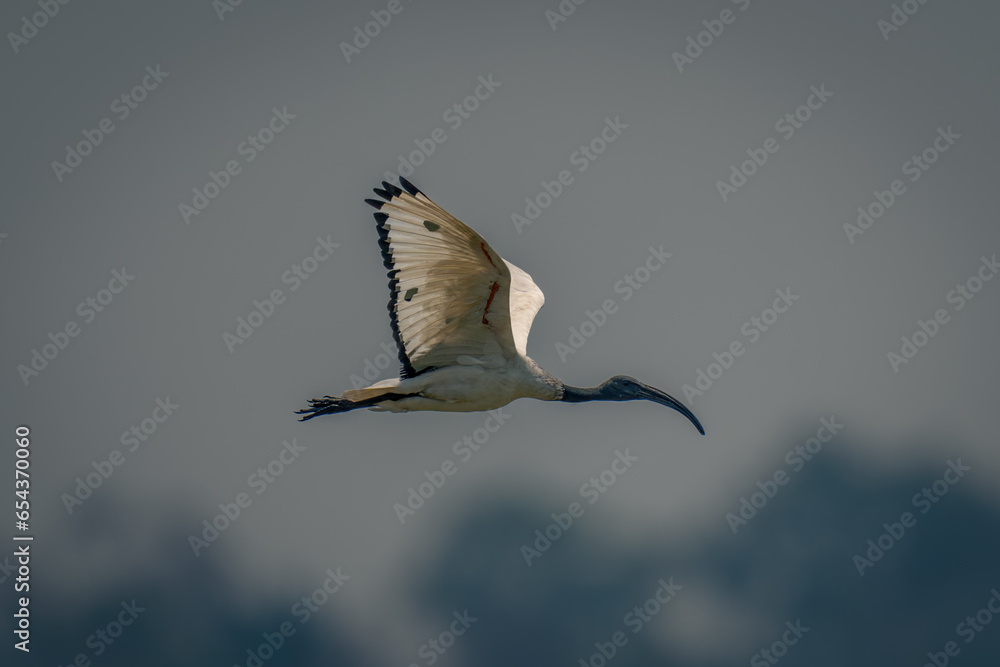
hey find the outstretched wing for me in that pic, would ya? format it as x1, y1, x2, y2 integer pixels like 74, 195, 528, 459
366, 178, 520, 378
503, 259, 545, 356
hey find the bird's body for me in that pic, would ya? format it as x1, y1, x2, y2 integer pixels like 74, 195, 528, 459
297, 178, 704, 434
354, 357, 560, 413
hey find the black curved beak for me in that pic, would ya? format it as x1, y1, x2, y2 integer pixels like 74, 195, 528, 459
638, 384, 705, 435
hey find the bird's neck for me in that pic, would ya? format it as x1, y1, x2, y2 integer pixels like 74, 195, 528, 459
559, 384, 609, 403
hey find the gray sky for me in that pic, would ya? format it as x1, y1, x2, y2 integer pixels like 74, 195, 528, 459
3, 1, 999, 665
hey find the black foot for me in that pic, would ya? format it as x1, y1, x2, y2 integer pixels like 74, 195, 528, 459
295, 395, 358, 421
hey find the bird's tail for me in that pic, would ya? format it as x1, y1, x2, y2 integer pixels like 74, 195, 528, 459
342, 385, 398, 402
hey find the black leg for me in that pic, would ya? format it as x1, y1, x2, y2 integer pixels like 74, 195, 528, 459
295, 396, 361, 421
295, 391, 413, 421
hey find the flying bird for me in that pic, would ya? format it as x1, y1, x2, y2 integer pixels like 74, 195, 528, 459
296, 178, 704, 434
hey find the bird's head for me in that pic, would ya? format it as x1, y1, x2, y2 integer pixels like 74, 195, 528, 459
599, 375, 705, 435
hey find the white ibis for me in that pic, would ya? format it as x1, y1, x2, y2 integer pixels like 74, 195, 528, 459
297, 178, 704, 434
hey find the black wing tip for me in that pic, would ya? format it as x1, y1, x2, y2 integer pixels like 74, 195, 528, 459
399, 177, 420, 196
381, 181, 403, 198
373, 212, 389, 225
364, 198, 384, 210
373, 187, 392, 200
